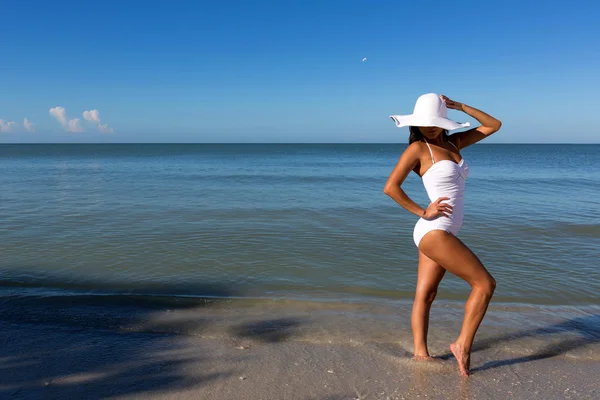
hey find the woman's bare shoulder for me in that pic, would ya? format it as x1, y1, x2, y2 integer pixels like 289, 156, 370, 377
402, 141, 425, 158
397, 142, 425, 174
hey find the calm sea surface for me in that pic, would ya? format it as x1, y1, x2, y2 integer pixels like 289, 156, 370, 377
1, 144, 599, 306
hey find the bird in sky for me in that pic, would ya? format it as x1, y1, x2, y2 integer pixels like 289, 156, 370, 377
362, 57, 367, 62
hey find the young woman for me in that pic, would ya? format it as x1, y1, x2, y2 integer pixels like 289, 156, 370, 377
383, 93, 502, 376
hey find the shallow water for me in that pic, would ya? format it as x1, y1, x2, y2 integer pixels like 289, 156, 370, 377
1, 144, 599, 307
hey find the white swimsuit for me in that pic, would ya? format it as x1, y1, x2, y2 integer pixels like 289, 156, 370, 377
413, 139, 470, 247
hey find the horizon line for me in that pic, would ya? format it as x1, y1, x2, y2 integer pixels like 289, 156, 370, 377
0, 142, 598, 145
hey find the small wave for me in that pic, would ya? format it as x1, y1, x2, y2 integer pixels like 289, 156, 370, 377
0, 277, 240, 300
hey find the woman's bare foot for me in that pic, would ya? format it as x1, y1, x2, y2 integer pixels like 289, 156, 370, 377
449, 343, 470, 376
412, 355, 440, 362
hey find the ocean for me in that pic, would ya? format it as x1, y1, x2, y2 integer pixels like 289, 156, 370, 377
1, 143, 599, 348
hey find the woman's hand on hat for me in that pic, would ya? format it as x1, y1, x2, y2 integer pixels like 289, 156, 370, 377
440, 95, 464, 111
422, 197, 453, 220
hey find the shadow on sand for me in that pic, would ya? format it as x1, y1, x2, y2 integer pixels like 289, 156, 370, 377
437, 314, 600, 372
0, 280, 305, 399
231, 318, 303, 343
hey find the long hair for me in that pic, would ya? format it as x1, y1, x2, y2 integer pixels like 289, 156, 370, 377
409, 126, 449, 144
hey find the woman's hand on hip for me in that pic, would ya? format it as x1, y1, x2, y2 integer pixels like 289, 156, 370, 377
423, 197, 453, 219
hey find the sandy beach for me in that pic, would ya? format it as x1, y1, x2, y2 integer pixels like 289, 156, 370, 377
1, 296, 599, 399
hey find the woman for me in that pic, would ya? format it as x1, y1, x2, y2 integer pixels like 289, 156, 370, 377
383, 93, 502, 376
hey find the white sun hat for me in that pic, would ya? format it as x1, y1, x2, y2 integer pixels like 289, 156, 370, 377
390, 93, 470, 131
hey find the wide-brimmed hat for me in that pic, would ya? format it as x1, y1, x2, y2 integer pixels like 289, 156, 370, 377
390, 93, 470, 131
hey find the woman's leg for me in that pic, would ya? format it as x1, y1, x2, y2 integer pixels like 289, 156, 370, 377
419, 230, 496, 376
412, 250, 446, 360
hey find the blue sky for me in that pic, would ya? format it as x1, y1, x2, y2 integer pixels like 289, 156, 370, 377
1, 0, 599, 143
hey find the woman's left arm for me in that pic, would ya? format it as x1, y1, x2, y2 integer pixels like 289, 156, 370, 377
442, 95, 502, 149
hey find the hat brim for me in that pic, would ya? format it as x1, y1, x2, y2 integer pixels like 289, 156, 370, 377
389, 115, 470, 131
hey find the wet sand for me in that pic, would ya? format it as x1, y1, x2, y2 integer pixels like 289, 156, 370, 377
2, 296, 600, 399
2, 320, 599, 400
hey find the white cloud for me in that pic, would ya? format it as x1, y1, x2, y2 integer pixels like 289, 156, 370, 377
0, 119, 17, 132
83, 109, 114, 133
50, 106, 85, 132
0, 118, 35, 133
49, 106, 115, 134
23, 118, 35, 132
49, 106, 67, 127
67, 118, 83, 133
98, 123, 114, 133
83, 109, 100, 122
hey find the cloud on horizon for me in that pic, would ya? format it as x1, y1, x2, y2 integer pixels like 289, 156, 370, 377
97, 123, 114, 133
68, 118, 83, 132
0, 118, 36, 133
83, 109, 114, 133
0, 119, 17, 132
83, 110, 100, 122
23, 118, 35, 132
50, 106, 83, 132
3, 107, 114, 134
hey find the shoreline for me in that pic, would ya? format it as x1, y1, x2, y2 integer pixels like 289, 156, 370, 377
2, 294, 600, 399
3, 293, 600, 343
2, 316, 599, 399
3, 283, 600, 308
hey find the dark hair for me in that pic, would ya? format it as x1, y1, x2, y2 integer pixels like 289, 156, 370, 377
409, 126, 449, 144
